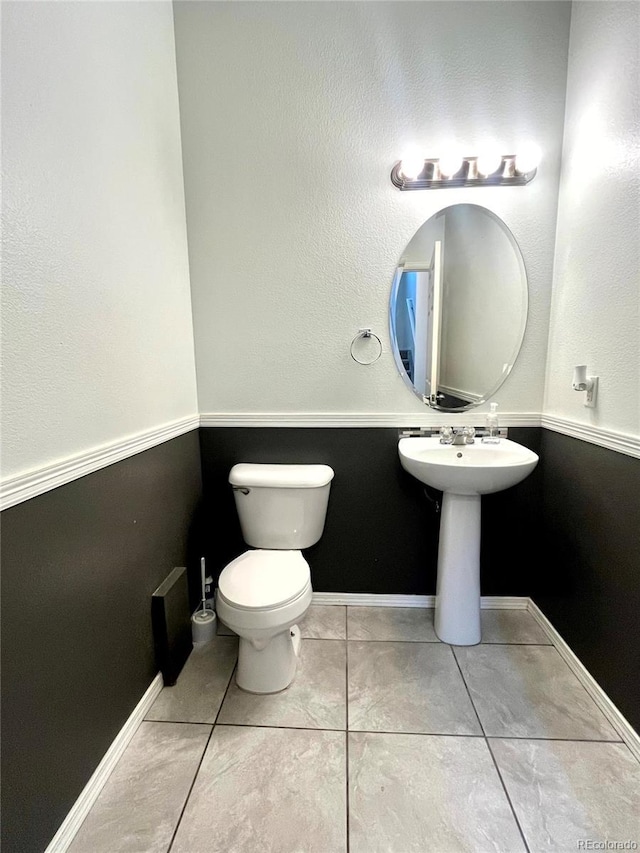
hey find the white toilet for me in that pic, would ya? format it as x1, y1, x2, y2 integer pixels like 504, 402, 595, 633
215, 462, 334, 694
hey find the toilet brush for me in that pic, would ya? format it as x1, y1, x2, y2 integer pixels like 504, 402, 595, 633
191, 557, 216, 643
199, 555, 208, 615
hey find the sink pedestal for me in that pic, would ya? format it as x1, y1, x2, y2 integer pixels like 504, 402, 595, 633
398, 435, 539, 645
434, 492, 481, 645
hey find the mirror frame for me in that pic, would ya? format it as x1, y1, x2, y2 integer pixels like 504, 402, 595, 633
389, 204, 529, 411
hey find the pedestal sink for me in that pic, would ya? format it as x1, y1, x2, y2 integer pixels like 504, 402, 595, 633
398, 436, 539, 645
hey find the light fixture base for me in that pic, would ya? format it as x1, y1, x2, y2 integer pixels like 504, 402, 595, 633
584, 376, 599, 408
391, 156, 537, 190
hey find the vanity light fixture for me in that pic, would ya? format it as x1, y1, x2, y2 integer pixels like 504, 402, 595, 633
514, 143, 542, 175
391, 149, 539, 190
397, 153, 426, 181
437, 150, 464, 179
476, 148, 504, 177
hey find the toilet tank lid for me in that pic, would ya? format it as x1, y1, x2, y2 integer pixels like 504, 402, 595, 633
229, 463, 334, 489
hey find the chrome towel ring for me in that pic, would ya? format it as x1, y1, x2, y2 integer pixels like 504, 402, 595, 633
350, 328, 382, 365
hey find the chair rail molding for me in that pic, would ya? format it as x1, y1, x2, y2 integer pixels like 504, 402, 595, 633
0, 415, 200, 511
198, 412, 542, 429
200, 412, 639, 458
541, 414, 640, 459
3, 412, 636, 511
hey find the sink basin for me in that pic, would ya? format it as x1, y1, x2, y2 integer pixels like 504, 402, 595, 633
398, 435, 539, 645
398, 436, 539, 495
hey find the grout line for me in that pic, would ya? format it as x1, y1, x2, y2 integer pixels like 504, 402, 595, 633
486, 735, 626, 744
451, 646, 531, 853
300, 635, 348, 641
450, 645, 485, 737
215, 721, 347, 733
187, 721, 625, 745
486, 738, 531, 853
348, 729, 486, 739
205, 722, 627, 745
165, 725, 214, 853
166, 662, 238, 853
214, 662, 238, 726
344, 730, 627, 743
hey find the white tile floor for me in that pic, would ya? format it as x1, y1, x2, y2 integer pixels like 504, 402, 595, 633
69, 606, 640, 853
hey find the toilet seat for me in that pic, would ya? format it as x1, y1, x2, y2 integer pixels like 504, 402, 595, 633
218, 549, 311, 611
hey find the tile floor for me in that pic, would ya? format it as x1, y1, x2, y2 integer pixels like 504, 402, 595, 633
69, 606, 640, 853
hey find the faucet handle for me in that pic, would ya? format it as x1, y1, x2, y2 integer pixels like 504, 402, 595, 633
439, 426, 454, 444
463, 426, 476, 443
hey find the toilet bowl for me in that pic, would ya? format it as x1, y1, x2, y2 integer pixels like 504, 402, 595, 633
216, 463, 333, 694
216, 549, 312, 693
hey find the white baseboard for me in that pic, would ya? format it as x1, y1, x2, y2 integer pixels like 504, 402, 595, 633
527, 601, 640, 764
311, 592, 529, 609
44, 673, 164, 853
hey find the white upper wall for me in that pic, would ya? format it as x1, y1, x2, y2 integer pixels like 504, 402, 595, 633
174, 0, 571, 416
1, 1, 198, 480
545, 1, 640, 437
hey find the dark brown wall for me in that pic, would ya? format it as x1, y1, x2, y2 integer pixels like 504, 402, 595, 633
0, 431, 202, 853
533, 430, 640, 732
196, 427, 543, 597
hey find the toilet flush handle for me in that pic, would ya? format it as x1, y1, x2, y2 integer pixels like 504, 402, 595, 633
232, 487, 251, 495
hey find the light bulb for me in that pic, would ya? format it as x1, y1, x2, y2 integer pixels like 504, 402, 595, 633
438, 151, 463, 178
477, 148, 503, 177
516, 143, 541, 174
399, 155, 425, 181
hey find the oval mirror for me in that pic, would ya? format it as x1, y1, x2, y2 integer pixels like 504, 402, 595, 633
390, 204, 528, 411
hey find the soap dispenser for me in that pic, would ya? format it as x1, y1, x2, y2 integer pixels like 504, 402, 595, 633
483, 402, 500, 443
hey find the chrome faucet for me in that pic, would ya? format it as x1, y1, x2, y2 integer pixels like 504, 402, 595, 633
452, 429, 467, 445
440, 426, 476, 445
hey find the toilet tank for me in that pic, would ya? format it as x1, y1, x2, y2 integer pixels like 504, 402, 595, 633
229, 463, 334, 549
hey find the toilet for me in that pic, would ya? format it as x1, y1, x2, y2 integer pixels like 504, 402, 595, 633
215, 462, 334, 694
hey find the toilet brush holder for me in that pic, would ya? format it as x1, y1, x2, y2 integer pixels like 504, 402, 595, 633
191, 608, 216, 644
